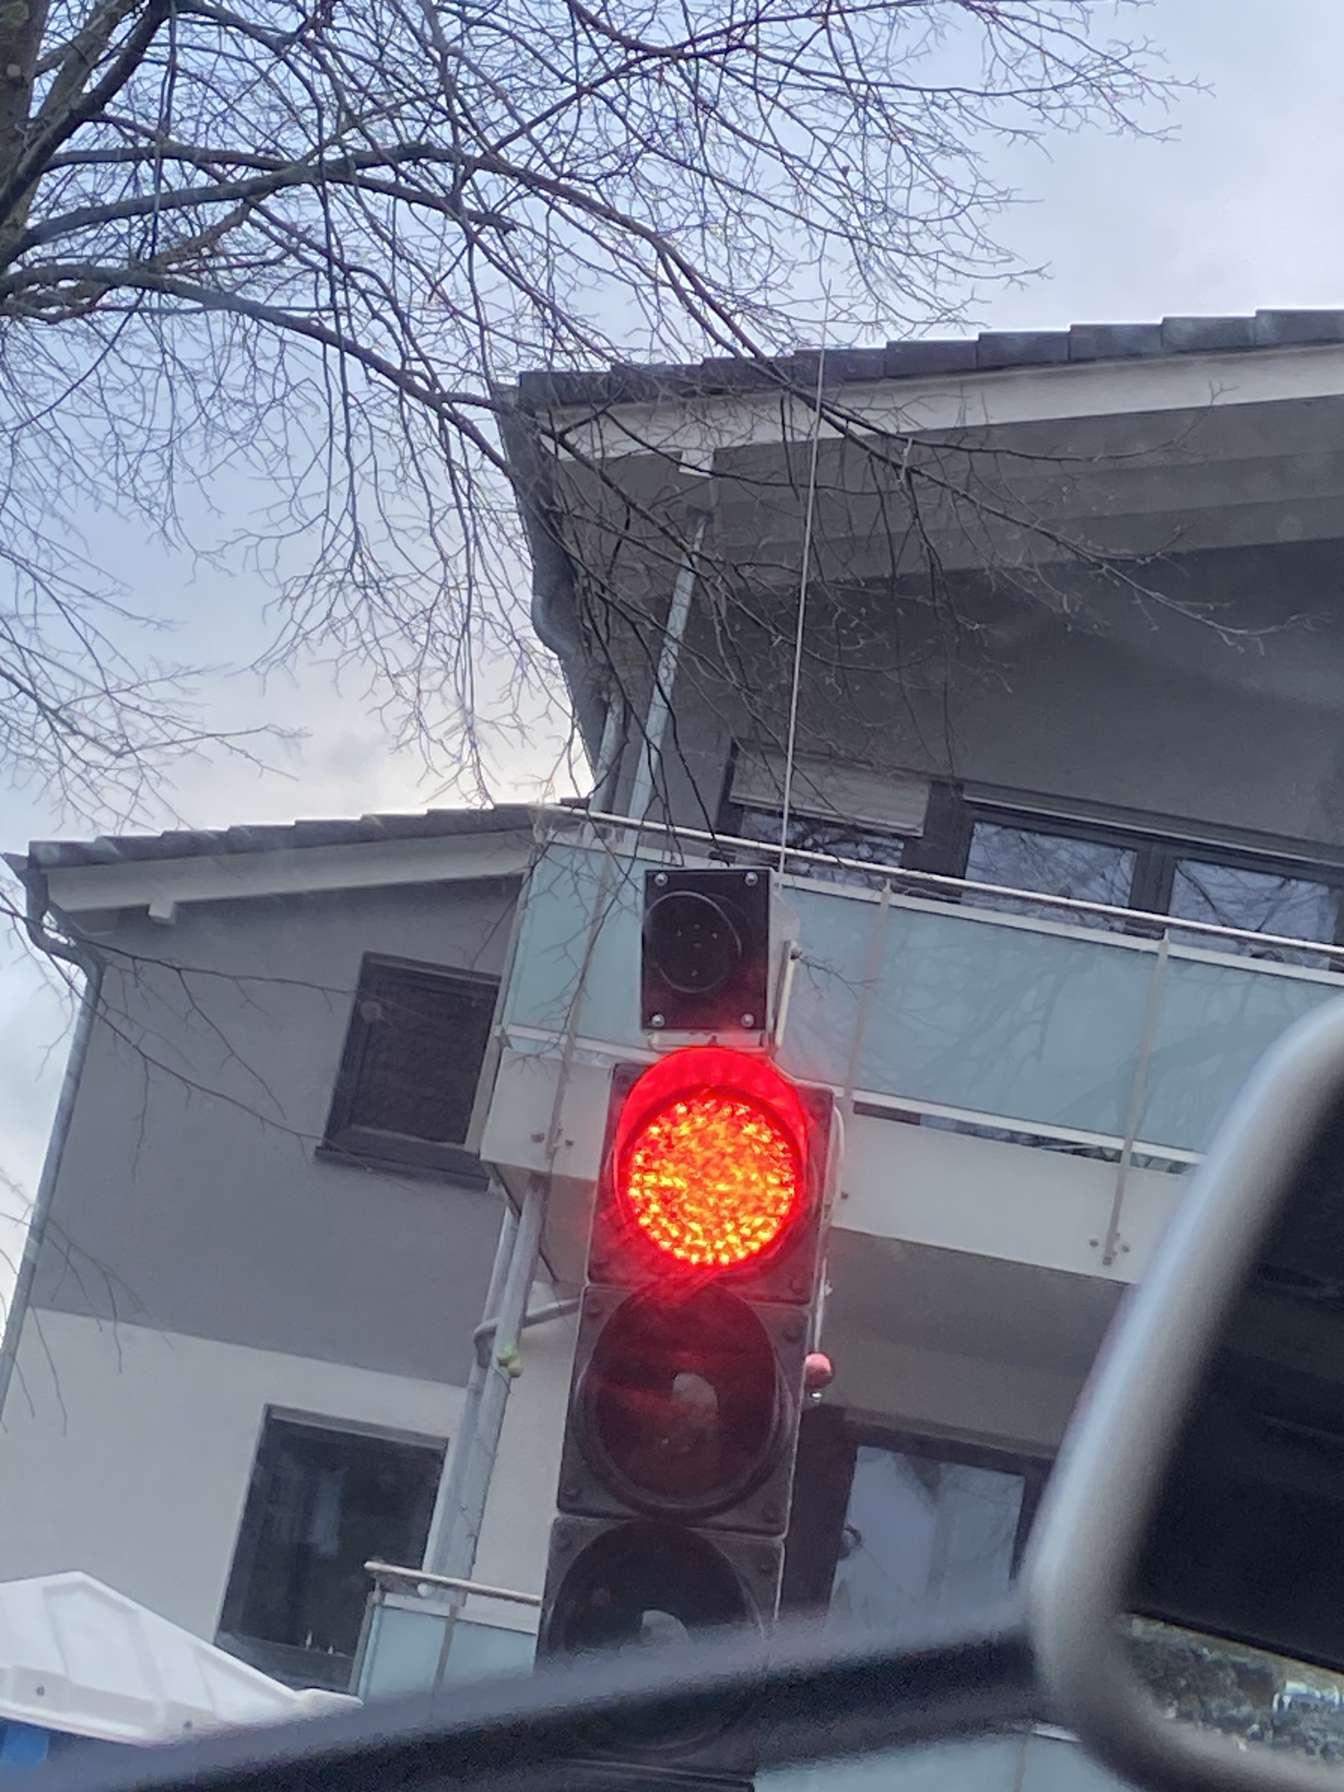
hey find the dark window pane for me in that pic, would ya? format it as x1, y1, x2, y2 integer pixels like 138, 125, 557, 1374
220, 1416, 442, 1684
965, 822, 1136, 929
829, 1444, 1024, 1629
736, 807, 904, 890
326, 959, 498, 1165
1170, 860, 1338, 967
350, 965, 494, 1143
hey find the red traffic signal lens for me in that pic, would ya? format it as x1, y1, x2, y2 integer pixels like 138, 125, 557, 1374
624, 1091, 798, 1267
614, 1049, 809, 1270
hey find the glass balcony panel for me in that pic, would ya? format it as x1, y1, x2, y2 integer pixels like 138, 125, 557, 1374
503, 841, 1344, 1160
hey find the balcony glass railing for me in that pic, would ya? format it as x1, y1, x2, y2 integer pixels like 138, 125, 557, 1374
503, 830, 1343, 1160
354, 1566, 536, 1700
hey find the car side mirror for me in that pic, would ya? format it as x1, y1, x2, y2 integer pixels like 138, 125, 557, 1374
1027, 998, 1344, 1792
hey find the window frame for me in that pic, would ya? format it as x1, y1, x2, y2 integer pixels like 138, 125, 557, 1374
718, 748, 1344, 955
731, 803, 913, 877
960, 802, 1344, 939
1158, 846, 1344, 958
320, 952, 499, 1183
952, 803, 1344, 953
784, 1407, 1053, 1621
842, 1416, 1051, 1577
216, 1406, 446, 1691
718, 767, 915, 879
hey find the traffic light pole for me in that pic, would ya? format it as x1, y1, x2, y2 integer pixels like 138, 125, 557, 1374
422, 1193, 518, 1579
423, 1172, 547, 1671
425, 840, 618, 1608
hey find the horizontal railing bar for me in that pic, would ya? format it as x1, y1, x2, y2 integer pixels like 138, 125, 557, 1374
501, 1023, 1202, 1165
536, 804, 1344, 965
366, 1561, 542, 1607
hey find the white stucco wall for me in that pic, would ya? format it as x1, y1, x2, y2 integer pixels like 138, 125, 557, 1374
0, 1309, 464, 1638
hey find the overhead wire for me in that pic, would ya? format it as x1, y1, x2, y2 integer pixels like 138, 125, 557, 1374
777, 293, 831, 870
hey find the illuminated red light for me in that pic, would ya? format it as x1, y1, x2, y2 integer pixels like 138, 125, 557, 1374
614, 1048, 807, 1269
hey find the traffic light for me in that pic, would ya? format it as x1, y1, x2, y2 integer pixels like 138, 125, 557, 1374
538, 1045, 836, 1783
640, 867, 775, 1039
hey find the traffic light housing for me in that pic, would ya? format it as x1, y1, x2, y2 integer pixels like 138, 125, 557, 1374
538, 1045, 836, 1780
640, 867, 774, 1038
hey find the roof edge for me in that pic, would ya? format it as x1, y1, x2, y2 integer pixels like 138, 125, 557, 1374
513, 310, 1344, 412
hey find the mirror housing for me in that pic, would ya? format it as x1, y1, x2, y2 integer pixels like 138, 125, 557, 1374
1026, 998, 1344, 1792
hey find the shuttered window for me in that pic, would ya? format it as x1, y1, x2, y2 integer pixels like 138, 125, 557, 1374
322, 956, 498, 1178
723, 746, 929, 887
728, 745, 930, 836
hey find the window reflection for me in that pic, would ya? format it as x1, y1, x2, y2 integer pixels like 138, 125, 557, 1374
964, 823, 1136, 930
1169, 860, 1339, 967
218, 1413, 443, 1690
1129, 1616, 1344, 1765
830, 1444, 1025, 1629
732, 795, 1344, 969
735, 807, 904, 889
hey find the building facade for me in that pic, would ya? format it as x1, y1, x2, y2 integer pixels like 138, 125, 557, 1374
8, 311, 1344, 1780
0, 812, 543, 1691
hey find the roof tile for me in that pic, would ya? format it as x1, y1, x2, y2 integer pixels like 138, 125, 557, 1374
976, 331, 1070, 370
18, 805, 534, 873
1069, 323, 1164, 362
514, 312, 1344, 412
883, 339, 977, 377
1161, 315, 1258, 354
1255, 309, 1344, 346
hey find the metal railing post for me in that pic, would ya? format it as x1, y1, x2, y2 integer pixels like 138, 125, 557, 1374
1102, 933, 1170, 1268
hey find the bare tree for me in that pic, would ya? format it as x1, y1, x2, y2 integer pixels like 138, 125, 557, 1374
0, 0, 1186, 822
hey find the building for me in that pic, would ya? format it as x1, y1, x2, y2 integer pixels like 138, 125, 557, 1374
8, 312, 1344, 1780
0, 810, 541, 1692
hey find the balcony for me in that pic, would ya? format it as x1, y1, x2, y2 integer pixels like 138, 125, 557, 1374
354, 1565, 536, 1701
503, 823, 1344, 1165
482, 820, 1344, 1299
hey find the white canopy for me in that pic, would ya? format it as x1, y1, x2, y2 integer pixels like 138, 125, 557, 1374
0, 1572, 355, 1746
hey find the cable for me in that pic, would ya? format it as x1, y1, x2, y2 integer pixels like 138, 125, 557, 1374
778, 295, 832, 870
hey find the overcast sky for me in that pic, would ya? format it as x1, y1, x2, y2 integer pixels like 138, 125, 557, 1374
3, 0, 1344, 1301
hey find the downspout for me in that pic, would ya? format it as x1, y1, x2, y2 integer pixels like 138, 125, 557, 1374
626, 515, 706, 824
0, 866, 103, 1425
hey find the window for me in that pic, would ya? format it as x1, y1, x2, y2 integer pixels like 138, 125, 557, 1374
323, 956, 498, 1177
728, 755, 1344, 962
830, 1435, 1041, 1630
964, 820, 1138, 929
218, 1412, 444, 1691
721, 744, 927, 889
1169, 858, 1341, 967
942, 791, 1344, 962
784, 1415, 1048, 1632
734, 805, 907, 888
